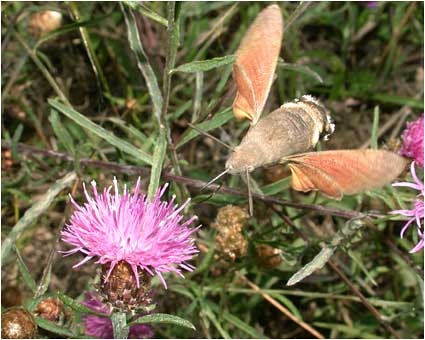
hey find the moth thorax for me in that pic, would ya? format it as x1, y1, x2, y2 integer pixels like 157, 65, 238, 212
296, 95, 335, 145
100, 261, 152, 312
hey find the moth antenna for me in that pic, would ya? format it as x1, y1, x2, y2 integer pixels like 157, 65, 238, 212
200, 169, 230, 192
187, 122, 234, 151
246, 169, 254, 217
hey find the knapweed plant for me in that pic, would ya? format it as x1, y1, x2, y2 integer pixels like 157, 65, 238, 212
1, 2, 423, 339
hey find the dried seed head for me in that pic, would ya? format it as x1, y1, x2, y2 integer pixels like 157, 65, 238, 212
1, 286, 22, 308
28, 11, 62, 37
215, 231, 248, 261
35, 298, 64, 322
1, 149, 15, 171
382, 137, 402, 153
100, 261, 152, 312
1, 308, 36, 339
212, 205, 249, 260
256, 245, 282, 269
212, 205, 249, 232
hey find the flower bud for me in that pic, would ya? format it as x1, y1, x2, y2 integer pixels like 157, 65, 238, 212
28, 11, 62, 37
100, 261, 151, 311
35, 298, 64, 322
256, 244, 282, 269
1, 308, 36, 339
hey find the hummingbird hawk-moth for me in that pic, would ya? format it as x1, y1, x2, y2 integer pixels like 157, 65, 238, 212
206, 4, 407, 208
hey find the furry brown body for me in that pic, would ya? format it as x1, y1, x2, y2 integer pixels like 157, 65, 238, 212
226, 95, 334, 174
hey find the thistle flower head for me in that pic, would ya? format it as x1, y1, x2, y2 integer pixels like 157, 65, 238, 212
400, 113, 424, 168
62, 178, 199, 288
391, 162, 424, 253
81, 292, 153, 339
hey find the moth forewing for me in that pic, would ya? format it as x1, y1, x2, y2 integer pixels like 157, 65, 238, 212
232, 4, 283, 124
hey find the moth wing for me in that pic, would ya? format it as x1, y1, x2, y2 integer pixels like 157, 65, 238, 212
233, 4, 283, 125
288, 162, 343, 199
284, 149, 408, 199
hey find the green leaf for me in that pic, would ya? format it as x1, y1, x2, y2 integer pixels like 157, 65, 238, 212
130, 313, 196, 330
56, 292, 109, 317
287, 219, 365, 286
15, 247, 37, 293
278, 61, 324, 83
148, 131, 167, 201
261, 177, 291, 196
35, 317, 82, 338
49, 109, 75, 154
11, 124, 24, 160
176, 107, 233, 148
1, 172, 77, 262
120, 3, 163, 122
221, 311, 267, 339
123, 1, 168, 27
112, 312, 129, 339
170, 55, 236, 74
48, 99, 152, 165
370, 105, 379, 149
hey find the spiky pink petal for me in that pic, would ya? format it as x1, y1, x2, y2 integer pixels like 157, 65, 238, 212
62, 178, 199, 287
400, 113, 424, 168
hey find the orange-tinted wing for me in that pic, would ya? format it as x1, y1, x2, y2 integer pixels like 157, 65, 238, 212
284, 149, 408, 200
233, 4, 283, 124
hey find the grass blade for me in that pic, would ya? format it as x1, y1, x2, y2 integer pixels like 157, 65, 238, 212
56, 292, 110, 317
370, 105, 380, 149
15, 247, 37, 293
35, 317, 82, 338
49, 109, 75, 154
176, 107, 233, 148
130, 313, 196, 330
170, 55, 236, 74
1, 172, 77, 262
120, 3, 163, 122
48, 99, 153, 165
147, 131, 167, 201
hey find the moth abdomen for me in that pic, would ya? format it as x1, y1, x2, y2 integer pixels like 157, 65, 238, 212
226, 96, 334, 174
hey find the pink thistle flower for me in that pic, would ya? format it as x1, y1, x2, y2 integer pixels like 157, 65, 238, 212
400, 113, 424, 168
81, 292, 153, 339
390, 162, 424, 253
61, 178, 199, 288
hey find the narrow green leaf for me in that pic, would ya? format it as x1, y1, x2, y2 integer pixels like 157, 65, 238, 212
170, 55, 236, 74
370, 105, 379, 149
278, 61, 324, 83
56, 292, 110, 317
123, 1, 168, 27
15, 247, 37, 293
176, 107, 233, 148
49, 109, 75, 154
287, 219, 365, 286
112, 312, 129, 339
261, 177, 291, 196
130, 313, 196, 330
371, 93, 423, 109
1, 172, 77, 262
222, 311, 267, 339
147, 131, 167, 201
48, 99, 152, 165
11, 124, 24, 160
121, 3, 163, 122
35, 317, 81, 338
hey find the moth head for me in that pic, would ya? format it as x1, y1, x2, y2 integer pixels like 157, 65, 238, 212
226, 147, 255, 175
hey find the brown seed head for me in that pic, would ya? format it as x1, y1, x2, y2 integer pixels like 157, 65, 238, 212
35, 298, 64, 322
28, 11, 62, 37
212, 205, 249, 260
1, 308, 36, 339
100, 261, 152, 311
1, 286, 22, 308
256, 244, 282, 269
